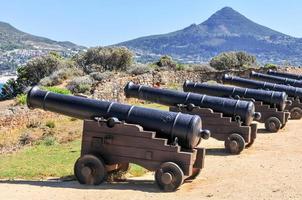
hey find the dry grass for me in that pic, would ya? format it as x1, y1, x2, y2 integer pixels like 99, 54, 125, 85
0, 116, 83, 150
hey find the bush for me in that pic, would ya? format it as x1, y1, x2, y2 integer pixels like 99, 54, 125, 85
264, 63, 277, 69
67, 76, 94, 94
75, 46, 133, 73
19, 132, 33, 145
186, 64, 216, 72
127, 63, 151, 75
210, 51, 256, 70
40, 67, 81, 86
42, 136, 56, 146
155, 55, 177, 69
42, 86, 71, 95
14, 87, 70, 105
45, 121, 55, 129
17, 53, 61, 87
0, 79, 23, 100
16, 94, 27, 105
89, 71, 113, 81
0, 53, 66, 100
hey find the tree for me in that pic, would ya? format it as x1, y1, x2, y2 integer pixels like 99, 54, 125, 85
210, 51, 256, 70
75, 46, 133, 73
153, 55, 187, 70
0, 53, 62, 100
17, 53, 61, 87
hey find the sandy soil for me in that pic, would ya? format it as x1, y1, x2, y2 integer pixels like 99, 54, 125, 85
0, 120, 301, 200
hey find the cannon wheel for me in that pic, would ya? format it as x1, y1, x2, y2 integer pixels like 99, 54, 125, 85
74, 154, 107, 185
224, 133, 246, 154
186, 168, 201, 181
155, 162, 184, 192
265, 117, 281, 133
290, 107, 302, 119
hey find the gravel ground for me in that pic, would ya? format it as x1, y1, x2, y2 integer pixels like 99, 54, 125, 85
0, 119, 302, 200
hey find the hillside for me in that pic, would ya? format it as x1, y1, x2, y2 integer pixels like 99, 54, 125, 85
0, 22, 84, 72
117, 7, 302, 65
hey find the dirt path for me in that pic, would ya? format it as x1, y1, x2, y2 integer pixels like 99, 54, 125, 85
0, 120, 302, 200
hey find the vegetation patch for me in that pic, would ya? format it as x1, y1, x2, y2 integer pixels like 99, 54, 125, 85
0, 140, 81, 179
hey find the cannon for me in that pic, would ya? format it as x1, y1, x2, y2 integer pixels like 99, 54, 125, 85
27, 86, 210, 192
250, 71, 302, 88
125, 82, 259, 154
223, 74, 302, 119
267, 69, 302, 80
183, 81, 291, 132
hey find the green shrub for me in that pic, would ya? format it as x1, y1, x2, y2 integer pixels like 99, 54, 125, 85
0, 52, 82, 100
40, 67, 83, 86
264, 63, 277, 69
45, 121, 55, 129
127, 63, 151, 75
42, 86, 71, 95
89, 71, 113, 81
74, 46, 133, 73
186, 64, 216, 72
16, 94, 27, 105
175, 63, 185, 71
0, 79, 23, 100
17, 53, 61, 87
210, 51, 256, 70
155, 55, 177, 69
42, 136, 56, 146
67, 76, 93, 94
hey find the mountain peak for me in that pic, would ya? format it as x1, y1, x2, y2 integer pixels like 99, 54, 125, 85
201, 7, 250, 27
118, 7, 301, 65
199, 7, 283, 37
216, 7, 239, 14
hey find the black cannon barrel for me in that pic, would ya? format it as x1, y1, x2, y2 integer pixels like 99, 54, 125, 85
223, 74, 302, 100
267, 69, 302, 80
27, 86, 209, 149
250, 71, 302, 88
124, 82, 260, 126
183, 81, 290, 111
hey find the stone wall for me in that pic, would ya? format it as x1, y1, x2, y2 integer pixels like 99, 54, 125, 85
92, 67, 269, 103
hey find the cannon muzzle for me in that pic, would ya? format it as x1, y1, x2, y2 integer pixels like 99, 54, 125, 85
27, 86, 210, 149
125, 82, 260, 126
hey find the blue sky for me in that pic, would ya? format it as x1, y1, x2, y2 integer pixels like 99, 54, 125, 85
1, 0, 301, 47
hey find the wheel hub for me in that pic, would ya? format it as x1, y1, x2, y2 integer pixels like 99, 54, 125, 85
161, 172, 173, 184
81, 166, 92, 176
229, 140, 238, 151
269, 122, 276, 130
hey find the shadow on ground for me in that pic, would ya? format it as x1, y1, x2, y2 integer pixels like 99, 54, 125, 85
205, 148, 233, 156
0, 179, 161, 193
256, 128, 274, 134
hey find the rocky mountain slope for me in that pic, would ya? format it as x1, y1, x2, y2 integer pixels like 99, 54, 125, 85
117, 7, 302, 65
0, 22, 84, 72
